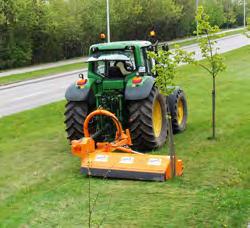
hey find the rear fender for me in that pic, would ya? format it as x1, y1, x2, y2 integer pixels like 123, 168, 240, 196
125, 76, 155, 100
65, 78, 95, 101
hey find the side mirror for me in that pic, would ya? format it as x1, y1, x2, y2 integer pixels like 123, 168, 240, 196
147, 45, 154, 51
162, 44, 169, 51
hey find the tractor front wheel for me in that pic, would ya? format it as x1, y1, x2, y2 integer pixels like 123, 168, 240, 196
128, 87, 168, 151
168, 88, 188, 133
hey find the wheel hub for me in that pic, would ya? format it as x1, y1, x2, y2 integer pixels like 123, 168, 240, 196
177, 99, 184, 125
152, 99, 162, 137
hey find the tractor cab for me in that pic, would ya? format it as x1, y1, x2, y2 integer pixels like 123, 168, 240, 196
88, 50, 136, 79
87, 41, 154, 81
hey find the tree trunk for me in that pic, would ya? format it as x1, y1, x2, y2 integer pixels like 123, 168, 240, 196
167, 100, 176, 177
212, 75, 216, 139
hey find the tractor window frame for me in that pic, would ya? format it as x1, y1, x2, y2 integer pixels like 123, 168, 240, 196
91, 49, 137, 77
141, 47, 153, 76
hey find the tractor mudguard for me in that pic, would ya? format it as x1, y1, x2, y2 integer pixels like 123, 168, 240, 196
65, 83, 90, 101
65, 78, 95, 101
125, 76, 155, 100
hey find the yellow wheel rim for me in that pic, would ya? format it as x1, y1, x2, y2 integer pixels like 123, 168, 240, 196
152, 99, 162, 137
177, 99, 184, 125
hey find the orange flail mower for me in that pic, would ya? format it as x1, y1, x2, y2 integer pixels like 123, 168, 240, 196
71, 109, 183, 181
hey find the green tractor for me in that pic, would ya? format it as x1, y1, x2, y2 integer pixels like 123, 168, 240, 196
64, 41, 187, 151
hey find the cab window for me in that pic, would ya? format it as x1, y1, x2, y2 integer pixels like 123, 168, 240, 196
141, 47, 153, 75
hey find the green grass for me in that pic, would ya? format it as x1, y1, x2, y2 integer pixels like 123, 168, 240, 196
0, 62, 87, 85
0, 46, 249, 227
169, 28, 245, 48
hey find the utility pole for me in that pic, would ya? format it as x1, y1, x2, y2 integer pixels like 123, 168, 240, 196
106, 0, 110, 42
244, 0, 246, 28
196, 0, 199, 36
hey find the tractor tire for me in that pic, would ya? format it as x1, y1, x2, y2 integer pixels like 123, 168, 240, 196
64, 101, 88, 141
128, 87, 168, 151
168, 88, 188, 133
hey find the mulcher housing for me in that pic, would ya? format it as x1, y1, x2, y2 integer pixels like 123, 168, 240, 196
71, 109, 183, 181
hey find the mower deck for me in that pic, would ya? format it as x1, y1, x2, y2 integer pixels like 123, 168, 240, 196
71, 109, 184, 181
80, 151, 183, 181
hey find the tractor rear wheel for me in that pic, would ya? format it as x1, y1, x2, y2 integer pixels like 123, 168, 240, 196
64, 101, 88, 141
128, 87, 168, 151
168, 88, 188, 133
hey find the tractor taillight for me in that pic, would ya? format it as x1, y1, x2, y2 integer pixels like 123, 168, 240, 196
77, 79, 87, 86
132, 76, 142, 84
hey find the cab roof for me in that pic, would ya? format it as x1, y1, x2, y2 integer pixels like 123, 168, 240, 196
90, 40, 152, 50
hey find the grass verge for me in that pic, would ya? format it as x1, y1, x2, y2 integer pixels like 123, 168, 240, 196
0, 62, 87, 86
0, 46, 249, 227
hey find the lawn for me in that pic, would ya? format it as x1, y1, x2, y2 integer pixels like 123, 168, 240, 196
0, 46, 249, 227
0, 62, 87, 86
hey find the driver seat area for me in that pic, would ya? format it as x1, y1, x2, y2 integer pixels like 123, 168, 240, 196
108, 66, 124, 79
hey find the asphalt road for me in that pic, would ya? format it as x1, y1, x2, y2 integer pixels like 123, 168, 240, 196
0, 57, 87, 78
0, 69, 87, 117
0, 27, 243, 78
0, 34, 249, 118
182, 34, 250, 60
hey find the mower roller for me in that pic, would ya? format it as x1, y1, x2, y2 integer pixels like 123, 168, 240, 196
71, 109, 183, 181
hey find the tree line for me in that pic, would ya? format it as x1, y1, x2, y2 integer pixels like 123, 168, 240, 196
0, 0, 249, 70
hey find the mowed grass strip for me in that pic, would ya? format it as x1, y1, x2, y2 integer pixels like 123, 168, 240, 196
0, 62, 87, 85
0, 46, 249, 227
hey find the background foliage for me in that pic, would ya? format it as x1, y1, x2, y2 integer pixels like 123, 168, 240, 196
0, 0, 249, 69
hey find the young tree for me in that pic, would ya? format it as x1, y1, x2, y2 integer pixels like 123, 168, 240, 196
195, 6, 226, 139
148, 46, 194, 176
